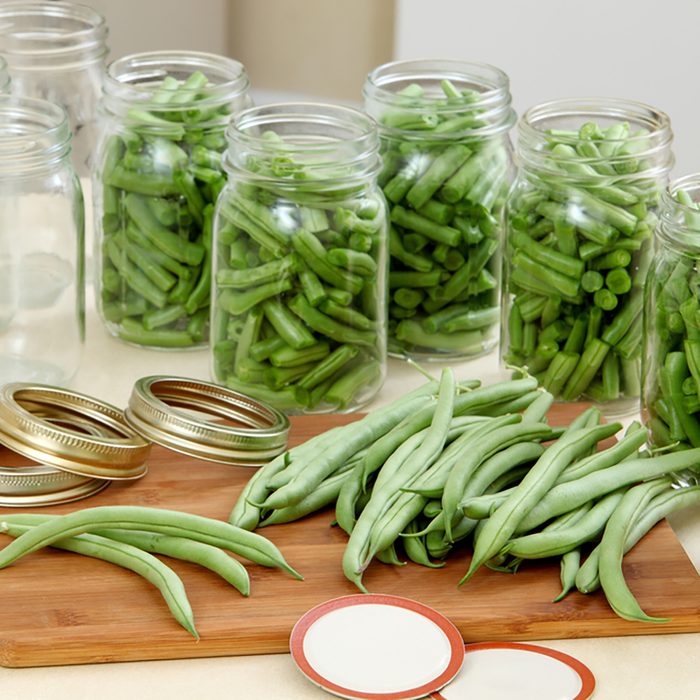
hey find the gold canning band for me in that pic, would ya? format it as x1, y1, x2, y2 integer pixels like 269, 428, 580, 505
124, 376, 290, 466
0, 384, 151, 480
0, 465, 110, 507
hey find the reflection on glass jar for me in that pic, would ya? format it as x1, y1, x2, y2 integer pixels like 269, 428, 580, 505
364, 59, 516, 360
0, 95, 85, 385
211, 103, 388, 414
643, 174, 700, 459
93, 51, 251, 350
0, 1, 108, 176
502, 98, 673, 416
0, 56, 9, 93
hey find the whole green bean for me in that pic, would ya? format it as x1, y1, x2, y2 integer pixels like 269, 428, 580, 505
0, 506, 301, 580
598, 478, 673, 622
461, 422, 620, 584
0, 518, 198, 637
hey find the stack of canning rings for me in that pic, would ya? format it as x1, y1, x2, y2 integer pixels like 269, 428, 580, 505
0, 376, 290, 507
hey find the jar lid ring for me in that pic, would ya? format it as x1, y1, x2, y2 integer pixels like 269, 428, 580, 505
124, 375, 290, 467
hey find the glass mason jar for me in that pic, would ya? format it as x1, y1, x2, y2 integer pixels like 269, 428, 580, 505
0, 1, 108, 176
642, 174, 700, 452
94, 51, 251, 350
211, 103, 388, 414
363, 59, 516, 360
502, 98, 673, 415
0, 95, 85, 385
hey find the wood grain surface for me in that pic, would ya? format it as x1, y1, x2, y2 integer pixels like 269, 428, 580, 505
0, 407, 699, 668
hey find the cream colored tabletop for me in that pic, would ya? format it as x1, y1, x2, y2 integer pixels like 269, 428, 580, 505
1, 300, 699, 699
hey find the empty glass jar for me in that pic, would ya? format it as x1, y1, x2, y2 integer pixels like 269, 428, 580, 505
0, 95, 85, 385
0, 0, 108, 176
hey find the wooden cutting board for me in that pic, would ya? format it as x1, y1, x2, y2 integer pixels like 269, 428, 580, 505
1, 406, 699, 668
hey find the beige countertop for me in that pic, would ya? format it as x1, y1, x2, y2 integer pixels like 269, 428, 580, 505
1, 302, 698, 699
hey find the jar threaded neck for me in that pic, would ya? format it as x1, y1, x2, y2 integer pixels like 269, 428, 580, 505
0, 1, 108, 69
0, 95, 71, 175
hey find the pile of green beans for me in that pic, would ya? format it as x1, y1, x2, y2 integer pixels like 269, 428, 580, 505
374, 80, 511, 358
504, 121, 663, 406
229, 369, 700, 622
211, 137, 387, 413
643, 187, 700, 451
0, 505, 301, 638
98, 71, 231, 348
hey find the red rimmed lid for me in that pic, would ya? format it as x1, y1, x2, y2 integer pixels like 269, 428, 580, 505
431, 641, 595, 700
290, 593, 465, 700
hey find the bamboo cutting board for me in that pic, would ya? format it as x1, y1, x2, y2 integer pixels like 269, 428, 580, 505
0, 407, 699, 668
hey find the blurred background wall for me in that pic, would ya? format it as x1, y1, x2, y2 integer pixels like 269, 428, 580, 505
29, 0, 700, 176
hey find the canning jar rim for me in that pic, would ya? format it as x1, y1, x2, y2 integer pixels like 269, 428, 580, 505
103, 50, 250, 113
658, 173, 700, 248
516, 96, 674, 179
0, 0, 108, 67
224, 101, 382, 184
0, 93, 72, 174
363, 57, 516, 139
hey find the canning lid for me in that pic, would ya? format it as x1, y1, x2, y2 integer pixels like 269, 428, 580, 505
0, 383, 151, 483
124, 376, 290, 466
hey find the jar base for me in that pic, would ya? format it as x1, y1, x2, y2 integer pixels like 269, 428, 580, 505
388, 339, 497, 363
0, 354, 74, 387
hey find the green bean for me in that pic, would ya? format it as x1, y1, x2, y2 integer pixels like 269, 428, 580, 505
260, 385, 444, 510
292, 228, 364, 295
215, 255, 297, 288
577, 483, 700, 594
0, 506, 301, 579
262, 298, 317, 350
406, 414, 520, 497
288, 294, 377, 347
598, 478, 673, 622
269, 341, 330, 368
515, 447, 700, 533
461, 422, 620, 584
402, 520, 445, 568
259, 462, 356, 526
104, 237, 168, 309
504, 488, 626, 559
0, 518, 199, 638
441, 418, 555, 541
119, 318, 195, 347
344, 369, 457, 590
553, 549, 581, 602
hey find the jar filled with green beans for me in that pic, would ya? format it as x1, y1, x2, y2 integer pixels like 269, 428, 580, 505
502, 98, 673, 414
211, 103, 388, 414
93, 51, 251, 349
642, 174, 700, 453
363, 59, 516, 359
